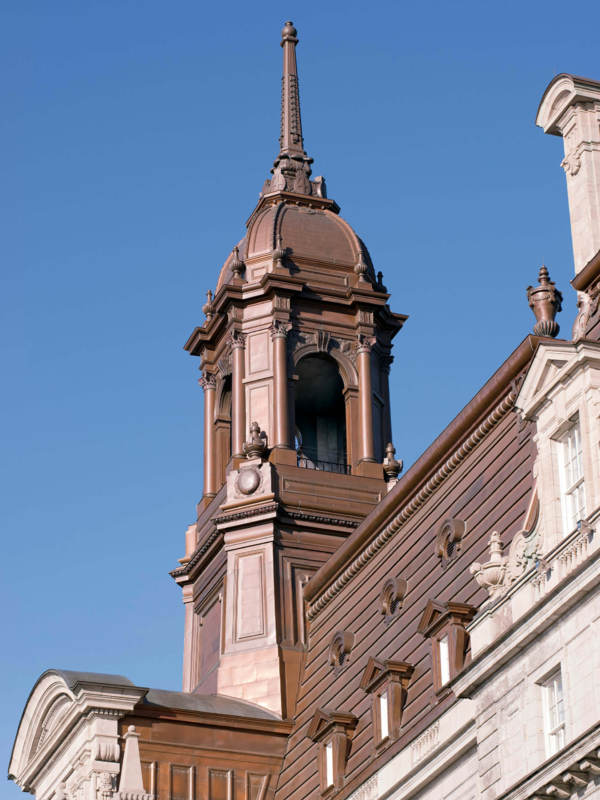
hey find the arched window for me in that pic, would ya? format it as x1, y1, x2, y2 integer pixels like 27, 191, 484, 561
215, 376, 232, 486
295, 355, 348, 473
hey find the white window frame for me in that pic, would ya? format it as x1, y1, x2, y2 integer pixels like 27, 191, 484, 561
379, 690, 389, 741
541, 668, 565, 757
324, 740, 334, 788
439, 634, 450, 685
557, 415, 586, 534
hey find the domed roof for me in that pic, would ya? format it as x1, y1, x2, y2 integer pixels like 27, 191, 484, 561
216, 202, 375, 291
214, 21, 376, 293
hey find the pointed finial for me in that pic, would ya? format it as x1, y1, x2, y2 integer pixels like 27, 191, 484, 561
202, 289, 214, 322
262, 21, 316, 198
526, 265, 562, 338
383, 442, 403, 489
230, 245, 245, 281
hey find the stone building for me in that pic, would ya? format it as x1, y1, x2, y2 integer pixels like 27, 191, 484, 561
8, 22, 600, 800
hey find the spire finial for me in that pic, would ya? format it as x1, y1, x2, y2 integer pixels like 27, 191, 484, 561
261, 22, 318, 199
279, 21, 304, 158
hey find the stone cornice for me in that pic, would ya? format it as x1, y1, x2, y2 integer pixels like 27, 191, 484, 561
495, 723, 600, 800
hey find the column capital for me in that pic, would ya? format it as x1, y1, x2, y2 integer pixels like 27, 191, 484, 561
199, 371, 217, 390
270, 321, 291, 340
229, 329, 246, 349
355, 334, 375, 355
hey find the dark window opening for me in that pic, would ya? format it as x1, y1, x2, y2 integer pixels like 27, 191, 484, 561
295, 355, 348, 473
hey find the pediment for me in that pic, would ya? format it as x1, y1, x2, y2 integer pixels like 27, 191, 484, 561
417, 600, 446, 636
359, 657, 414, 693
515, 340, 600, 420
307, 707, 358, 742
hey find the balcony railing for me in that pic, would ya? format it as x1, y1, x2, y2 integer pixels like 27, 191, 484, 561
296, 454, 351, 475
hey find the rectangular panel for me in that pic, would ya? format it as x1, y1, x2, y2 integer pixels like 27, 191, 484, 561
246, 773, 270, 800
198, 595, 222, 683
141, 761, 157, 796
247, 385, 270, 437
235, 552, 265, 640
170, 765, 194, 800
248, 331, 270, 374
209, 769, 233, 800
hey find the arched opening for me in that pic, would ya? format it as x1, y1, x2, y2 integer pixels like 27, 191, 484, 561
295, 354, 348, 473
215, 376, 232, 486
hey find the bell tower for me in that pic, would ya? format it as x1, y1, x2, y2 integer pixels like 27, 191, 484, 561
171, 22, 407, 719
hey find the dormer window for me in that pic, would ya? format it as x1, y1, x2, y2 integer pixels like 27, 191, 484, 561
307, 709, 358, 794
558, 415, 586, 533
418, 601, 476, 693
360, 658, 413, 749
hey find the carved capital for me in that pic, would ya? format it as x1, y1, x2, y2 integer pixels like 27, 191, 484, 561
355, 334, 374, 355
228, 330, 246, 349
270, 320, 290, 340
199, 371, 217, 390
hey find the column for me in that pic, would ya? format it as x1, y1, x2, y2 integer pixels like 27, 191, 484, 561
356, 337, 375, 462
199, 371, 217, 498
230, 331, 246, 458
271, 322, 290, 448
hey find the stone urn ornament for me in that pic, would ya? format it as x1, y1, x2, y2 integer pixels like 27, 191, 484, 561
243, 422, 268, 461
470, 531, 508, 599
526, 265, 562, 337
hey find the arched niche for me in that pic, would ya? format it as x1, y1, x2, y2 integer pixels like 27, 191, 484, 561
294, 354, 348, 472
215, 375, 232, 487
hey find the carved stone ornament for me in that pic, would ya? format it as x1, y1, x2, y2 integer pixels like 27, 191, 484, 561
434, 518, 467, 566
380, 576, 407, 620
202, 289, 214, 322
328, 630, 355, 669
469, 531, 508, 599
243, 422, 268, 460
235, 466, 261, 495
228, 329, 246, 350
230, 245, 245, 281
470, 490, 541, 601
270, 319, 290, 339
198, 371, 217, 390
526, 265, 562, 338
572, 280, 600, 340
382, 442, 403, 487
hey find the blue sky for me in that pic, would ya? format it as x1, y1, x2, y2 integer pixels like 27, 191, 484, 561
2, 0, 599, 789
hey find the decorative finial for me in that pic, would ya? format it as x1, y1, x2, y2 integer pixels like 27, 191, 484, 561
243, 422, 268, 461
281, 20, 298, 44
202, 289, 214, 322
383, 442, 403, 490
526, 265, 562, 337
470, 531, 508, 600
230, 245, 245, 281
272, 233, 286, 269
354, 253, 369, 283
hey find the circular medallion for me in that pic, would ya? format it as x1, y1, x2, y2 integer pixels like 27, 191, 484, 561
236, 467, 260, 495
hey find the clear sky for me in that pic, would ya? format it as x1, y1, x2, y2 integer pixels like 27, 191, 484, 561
2, 0, 599, 790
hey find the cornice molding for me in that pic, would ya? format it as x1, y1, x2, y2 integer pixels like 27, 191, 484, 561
307, 391, 516, 620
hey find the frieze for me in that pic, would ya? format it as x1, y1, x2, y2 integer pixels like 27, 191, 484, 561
285, 510, 359, 528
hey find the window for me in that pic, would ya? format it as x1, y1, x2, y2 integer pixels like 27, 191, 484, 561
324, 741, 334, 788
439, 635, 450, 686
359, 657, 413, 751
307, 708, 358, 793
379, 691, 389, 740
559, 417, 586, 533
541, 669, 565, 756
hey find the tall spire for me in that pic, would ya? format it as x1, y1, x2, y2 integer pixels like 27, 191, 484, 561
261, 22, 327, 200
279, 21, 305, 159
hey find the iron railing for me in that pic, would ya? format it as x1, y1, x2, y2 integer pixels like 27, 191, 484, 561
296, 455, 351, 475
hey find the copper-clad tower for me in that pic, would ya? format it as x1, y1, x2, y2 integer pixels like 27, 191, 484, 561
172, 22, 407, 719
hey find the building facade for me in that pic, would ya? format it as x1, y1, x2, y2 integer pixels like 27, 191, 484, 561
9, 24, 600, 800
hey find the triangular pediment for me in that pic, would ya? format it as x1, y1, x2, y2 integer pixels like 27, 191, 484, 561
515, 340, 600, 420
359, 657, 386, 692
417, 600, 446, 636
